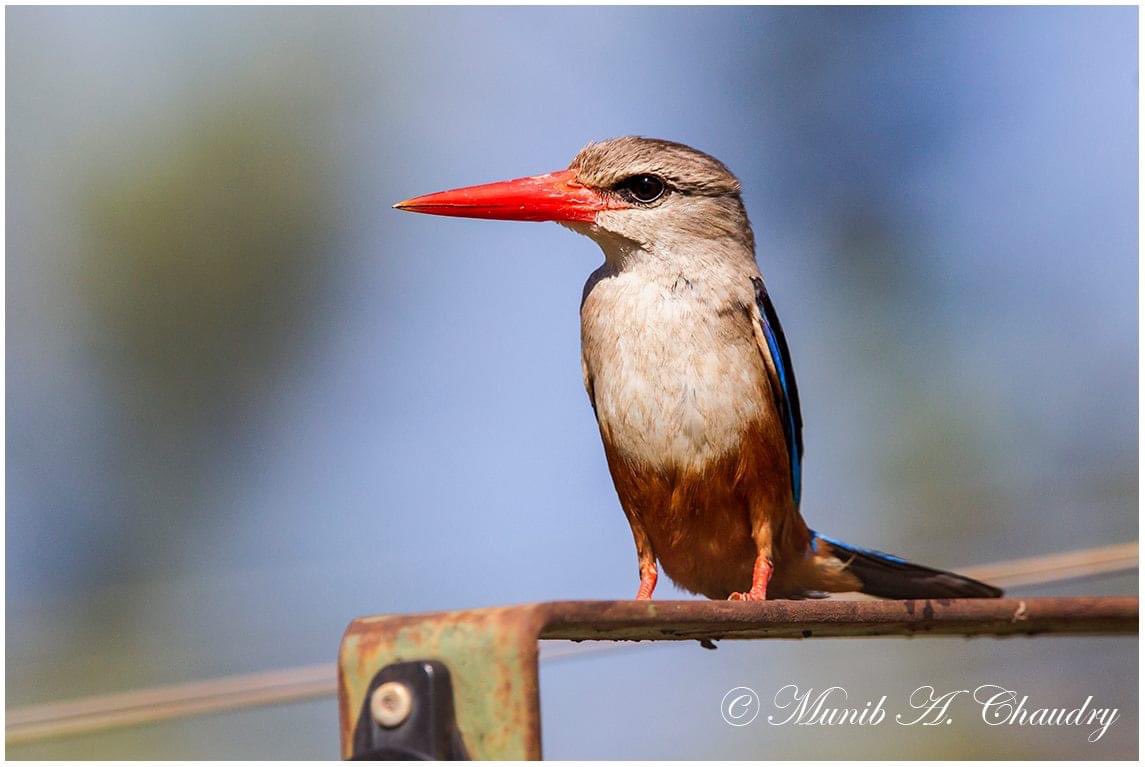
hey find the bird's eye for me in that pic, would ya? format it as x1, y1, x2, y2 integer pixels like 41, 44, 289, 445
616, 174, 666, 204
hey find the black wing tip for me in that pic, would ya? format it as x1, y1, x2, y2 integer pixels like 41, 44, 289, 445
817, 532, 1005, 599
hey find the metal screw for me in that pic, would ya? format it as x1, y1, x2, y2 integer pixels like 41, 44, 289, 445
370, 681, 413, 728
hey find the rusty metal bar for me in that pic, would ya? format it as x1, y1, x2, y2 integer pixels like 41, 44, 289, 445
535, 596, 1138, 640
338, 596, 1137, 759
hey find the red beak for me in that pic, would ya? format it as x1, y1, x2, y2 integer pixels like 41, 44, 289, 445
393, 169, 617, 223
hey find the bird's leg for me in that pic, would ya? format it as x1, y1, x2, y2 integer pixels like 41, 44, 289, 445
635, 560, 658, 600
730, 520, 774, 601
624, 508, 658, 600
728, 553, 774, 601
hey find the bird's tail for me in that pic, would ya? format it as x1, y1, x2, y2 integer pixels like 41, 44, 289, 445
811, 531, 1003, 599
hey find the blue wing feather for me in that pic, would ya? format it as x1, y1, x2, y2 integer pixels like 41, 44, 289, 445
752, 277, 804, 505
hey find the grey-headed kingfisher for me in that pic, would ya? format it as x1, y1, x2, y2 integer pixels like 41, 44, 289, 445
396, 136, 1002, 602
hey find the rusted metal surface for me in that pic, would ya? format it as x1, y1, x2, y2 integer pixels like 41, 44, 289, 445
339, 606, 547, 759
337, 596, 1136, 759
535, 596, 1139, 641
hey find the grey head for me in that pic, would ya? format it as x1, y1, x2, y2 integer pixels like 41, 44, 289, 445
565, 136, 756, 268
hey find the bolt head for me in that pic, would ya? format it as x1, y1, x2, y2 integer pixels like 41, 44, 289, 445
370, 681, 413, 728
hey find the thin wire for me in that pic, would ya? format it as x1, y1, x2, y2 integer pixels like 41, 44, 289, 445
6, 540, 1137, 745
960, 540, 1138, 589
6, 664, 335, 745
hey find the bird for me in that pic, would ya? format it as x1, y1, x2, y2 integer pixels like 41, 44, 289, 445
394, 136, 1002, 602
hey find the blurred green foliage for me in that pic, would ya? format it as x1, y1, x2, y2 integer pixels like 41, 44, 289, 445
78, 96, 332, 438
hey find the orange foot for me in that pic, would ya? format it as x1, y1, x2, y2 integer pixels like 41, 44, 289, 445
728, 555, 773, 602
635, 566, 657, 600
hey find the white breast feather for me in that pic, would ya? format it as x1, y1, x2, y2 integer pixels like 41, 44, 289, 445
582, 267, 766, 471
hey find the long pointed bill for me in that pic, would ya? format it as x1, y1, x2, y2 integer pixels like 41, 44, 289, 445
393, 169, 617, 223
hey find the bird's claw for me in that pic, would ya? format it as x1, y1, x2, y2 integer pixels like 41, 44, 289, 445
727, 590, 766, 602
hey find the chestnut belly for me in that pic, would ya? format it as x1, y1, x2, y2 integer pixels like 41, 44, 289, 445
600, 420, 807, 599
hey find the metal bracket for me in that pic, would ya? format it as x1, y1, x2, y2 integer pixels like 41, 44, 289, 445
350, 660, 469, 760
338, 597, 1137, 759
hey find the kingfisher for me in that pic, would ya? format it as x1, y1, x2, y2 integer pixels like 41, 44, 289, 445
395, 136, 1002, 601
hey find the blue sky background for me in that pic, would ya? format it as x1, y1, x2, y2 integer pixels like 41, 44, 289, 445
7, 6, 1137, 758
